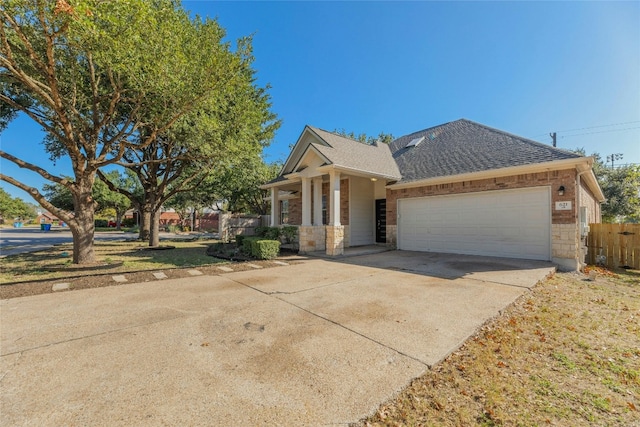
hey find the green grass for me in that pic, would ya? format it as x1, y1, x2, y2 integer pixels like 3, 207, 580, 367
0, 238, 224, 284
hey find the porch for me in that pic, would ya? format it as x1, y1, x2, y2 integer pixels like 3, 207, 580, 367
266, 173, 389, 256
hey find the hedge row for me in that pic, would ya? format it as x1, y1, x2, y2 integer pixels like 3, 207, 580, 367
240, 236, 281, 260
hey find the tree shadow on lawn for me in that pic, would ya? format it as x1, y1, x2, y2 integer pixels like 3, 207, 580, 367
0, 240, 224, 284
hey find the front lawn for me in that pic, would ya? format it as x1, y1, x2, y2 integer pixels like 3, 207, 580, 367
0, 238, 223, 284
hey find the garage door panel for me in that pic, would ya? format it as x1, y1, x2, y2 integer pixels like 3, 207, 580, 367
398, 188, 550, 260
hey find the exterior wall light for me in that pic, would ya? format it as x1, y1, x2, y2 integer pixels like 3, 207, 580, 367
370, 178, 378, 182
558, 185, 565, 196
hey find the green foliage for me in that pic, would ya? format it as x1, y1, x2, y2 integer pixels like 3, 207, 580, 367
255, 226, 280, 240
242, 236, 258, 255
43, 175, 130, 216
575, 150, 640, 223
252, 240, 281, 260
333, 129, 395, 145
599, 165, 640, 223
235, 234, 246, 247
280, 225, 298, 244
240, 236, 280, 259
121, 218, 136, 227
94, 219, 108, 228
201, 157, 281, 214
0, 188, 36, 220
94, 171, 131, 217
2, 0, 276, 261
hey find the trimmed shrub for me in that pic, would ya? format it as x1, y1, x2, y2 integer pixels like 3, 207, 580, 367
95, 219, 108, 227
240, 237, 280, 259
280, 225, 298, 244
265, 227, 281, 240
252, 239, 280, 260
235, 234, 246, 247
254, 226, 269, 237
242, 236, 259, 255
255, 226, 280, 240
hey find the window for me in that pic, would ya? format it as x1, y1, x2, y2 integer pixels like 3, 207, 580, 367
322, 195, 327, 225
280, 200, 289, 224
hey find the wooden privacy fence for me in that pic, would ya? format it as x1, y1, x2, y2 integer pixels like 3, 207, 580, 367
586, 223, 640, 269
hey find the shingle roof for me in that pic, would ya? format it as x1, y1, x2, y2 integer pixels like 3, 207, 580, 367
306, 127, 402, 179
389, 119, 582, 183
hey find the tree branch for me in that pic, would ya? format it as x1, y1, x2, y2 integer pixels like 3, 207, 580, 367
0, 174, 73, 223
0, 150, 69, 186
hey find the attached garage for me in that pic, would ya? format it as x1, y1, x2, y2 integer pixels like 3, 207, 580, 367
397, 187, 551, 261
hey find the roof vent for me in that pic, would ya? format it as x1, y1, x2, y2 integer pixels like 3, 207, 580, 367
406, 136, 425, 148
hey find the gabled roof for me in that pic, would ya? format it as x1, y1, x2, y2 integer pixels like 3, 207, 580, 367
272, 126, 401, 183
389, 119, 583, 183
307, 127, 401, 178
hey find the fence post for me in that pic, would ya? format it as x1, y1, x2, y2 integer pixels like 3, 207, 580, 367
219, 212, 230, 243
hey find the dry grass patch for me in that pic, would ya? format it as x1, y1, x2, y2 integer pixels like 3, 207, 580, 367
360, 269, 639, 427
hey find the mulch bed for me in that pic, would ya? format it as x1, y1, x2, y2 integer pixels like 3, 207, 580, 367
0, 258, 303, 300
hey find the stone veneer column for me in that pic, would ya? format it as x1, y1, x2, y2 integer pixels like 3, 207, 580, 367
551, 223, 580, 271
325, 225, 344, 256
298, 225, 326, 253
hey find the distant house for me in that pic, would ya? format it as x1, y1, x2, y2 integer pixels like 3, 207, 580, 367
262, 119, 605, 271
36, 212, 62, 224
124, 208, 219, 231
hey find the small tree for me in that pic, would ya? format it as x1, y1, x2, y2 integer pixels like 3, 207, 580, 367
203, 156, 281, 214
0, 188, 36, 221
574, 149, 640, 223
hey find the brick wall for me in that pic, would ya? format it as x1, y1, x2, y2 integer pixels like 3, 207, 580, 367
287, 197, 302, 225
386, 169, 578, 226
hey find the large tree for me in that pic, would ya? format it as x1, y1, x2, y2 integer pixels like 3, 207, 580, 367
1, 0, 243, 263
100, 53, 279, 246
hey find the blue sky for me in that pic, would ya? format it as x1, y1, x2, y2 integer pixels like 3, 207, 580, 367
1, 0, 639, 201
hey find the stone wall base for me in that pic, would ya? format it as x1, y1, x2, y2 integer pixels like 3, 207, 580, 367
298, 226, 326, 253
552, 223, 580, 270
386, 225, 397, 248
326, 225, 345, 256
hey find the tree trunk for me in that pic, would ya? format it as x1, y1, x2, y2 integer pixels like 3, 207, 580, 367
70, 185, 96, 264
139, 206, 151, 241
115, 211, 123, 231
149, 208, 161, 247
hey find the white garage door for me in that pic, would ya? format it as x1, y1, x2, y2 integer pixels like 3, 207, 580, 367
398, 187, 551, 260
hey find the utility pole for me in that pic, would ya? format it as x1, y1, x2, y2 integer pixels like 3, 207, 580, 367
550, 132, 557, 147
606, 153, 623, 168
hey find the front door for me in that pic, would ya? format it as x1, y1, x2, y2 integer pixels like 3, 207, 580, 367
375, 199, 386, 243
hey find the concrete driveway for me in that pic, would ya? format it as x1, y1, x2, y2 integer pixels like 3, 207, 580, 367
0, 251, 554, 426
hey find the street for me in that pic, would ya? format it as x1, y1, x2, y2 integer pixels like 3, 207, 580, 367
0, 226, 138, 257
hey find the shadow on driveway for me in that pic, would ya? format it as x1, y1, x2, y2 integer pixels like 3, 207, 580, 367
334, 250, 556, 288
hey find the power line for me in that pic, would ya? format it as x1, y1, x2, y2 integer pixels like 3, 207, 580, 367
558, 126, 640, 138
530, 120, 640, 139
554, 120, 640, 134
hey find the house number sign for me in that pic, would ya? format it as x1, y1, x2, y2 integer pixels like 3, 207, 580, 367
555, 201, 572, 211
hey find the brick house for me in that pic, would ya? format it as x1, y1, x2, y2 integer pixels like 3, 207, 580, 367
262, 119, 605, 271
